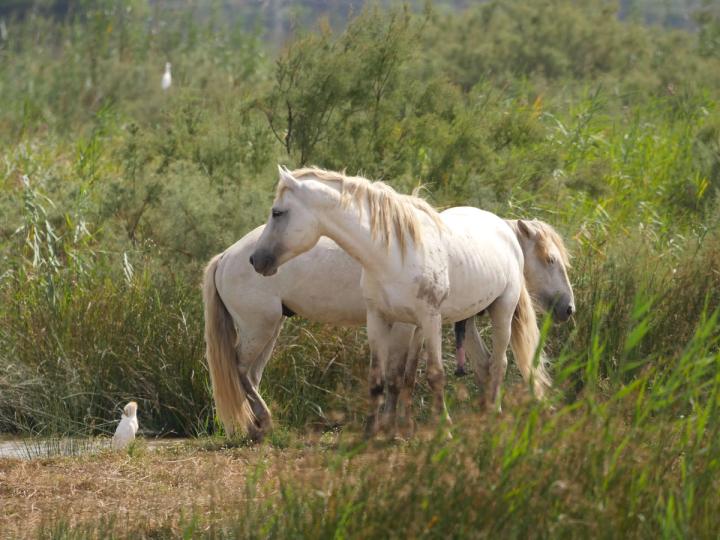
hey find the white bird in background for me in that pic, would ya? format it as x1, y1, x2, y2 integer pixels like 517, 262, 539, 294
112, 401, 139, 450
161, 62, 172, 91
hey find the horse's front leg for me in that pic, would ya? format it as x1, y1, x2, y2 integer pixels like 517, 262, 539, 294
383, 323, 415, 435
398, 327, 423, 437
421, 311, 451, 425
365, 309, 393, 438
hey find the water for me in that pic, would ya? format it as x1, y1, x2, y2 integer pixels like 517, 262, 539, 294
0, 436, 186, 460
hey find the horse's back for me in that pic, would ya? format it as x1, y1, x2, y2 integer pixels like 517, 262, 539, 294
439, 207, 524, 322
441, 207, 521, 260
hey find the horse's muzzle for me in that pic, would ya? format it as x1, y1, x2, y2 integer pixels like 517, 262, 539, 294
249, 249, 278, 276
553, 299, 575, 323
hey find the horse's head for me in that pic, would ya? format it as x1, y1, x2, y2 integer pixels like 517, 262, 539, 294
250, 166, 325, 276
515, 219, 575, 322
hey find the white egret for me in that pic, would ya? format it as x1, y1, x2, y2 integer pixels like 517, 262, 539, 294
161, 62, 172, 91
111, 401, 138, 450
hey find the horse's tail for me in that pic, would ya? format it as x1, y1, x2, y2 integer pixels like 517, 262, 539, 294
203, 254, 254, 435
510, 281, 551, 399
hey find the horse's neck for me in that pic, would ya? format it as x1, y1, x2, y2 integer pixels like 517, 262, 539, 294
504, 219, 529, 256
318, 203, 399, 276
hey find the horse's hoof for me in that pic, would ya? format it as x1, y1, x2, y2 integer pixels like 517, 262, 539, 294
454, 366, 468, 377
247, 426, 266, 443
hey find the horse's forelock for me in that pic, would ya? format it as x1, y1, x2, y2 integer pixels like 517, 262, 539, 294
275, 182, 288, 200
534, 221, 571, 268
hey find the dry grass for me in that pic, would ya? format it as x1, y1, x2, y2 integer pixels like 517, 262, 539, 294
0, 431, 401, 538
4, 445, 267, 537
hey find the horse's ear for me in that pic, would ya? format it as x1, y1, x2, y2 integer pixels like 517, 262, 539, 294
277, 165, 300, 191
517, 219, 534, 238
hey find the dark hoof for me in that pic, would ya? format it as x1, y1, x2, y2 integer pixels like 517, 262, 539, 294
247, 414, 272, 443
247, 426, 265, 443
454, 366, 468, 377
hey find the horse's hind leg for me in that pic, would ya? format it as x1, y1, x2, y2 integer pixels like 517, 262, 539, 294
454, 319, 468, 377
248, 318, 284, 387
464, 317, 492, 404
486, 295, 515, 412
243, 317, 284, 437
232, 308, 284, 441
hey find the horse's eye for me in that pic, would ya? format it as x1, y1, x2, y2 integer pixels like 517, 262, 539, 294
548, 256, 556, 265
271, 209, 285, 218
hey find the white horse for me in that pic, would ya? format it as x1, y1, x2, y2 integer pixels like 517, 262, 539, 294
385, 218, 574, 433
203, 215, 573, 437
453, 218, 574, 377
204, 166, 548, 436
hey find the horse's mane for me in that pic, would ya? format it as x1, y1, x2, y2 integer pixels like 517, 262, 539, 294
282, 167, 444, 255
533, 221, 571, 267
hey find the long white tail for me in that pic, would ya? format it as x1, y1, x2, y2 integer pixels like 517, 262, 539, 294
510, 282, 551, 398
202, 254, 254, 435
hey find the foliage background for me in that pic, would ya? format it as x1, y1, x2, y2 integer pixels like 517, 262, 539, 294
1, 1, 720, 534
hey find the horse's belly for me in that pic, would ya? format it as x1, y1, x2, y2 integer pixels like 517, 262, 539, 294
263, 236, 367, 326
292, 296, 367, 326
280, 250, 367, 326
441, 276, 507, 323
442, 254, 517, 322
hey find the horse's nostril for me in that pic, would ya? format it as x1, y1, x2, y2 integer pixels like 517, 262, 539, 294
249, 255, 255, 266
567, 305, 575, 316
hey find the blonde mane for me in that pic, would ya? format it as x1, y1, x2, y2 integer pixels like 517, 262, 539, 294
279, 167, 444, 255
533, 221, 571, 267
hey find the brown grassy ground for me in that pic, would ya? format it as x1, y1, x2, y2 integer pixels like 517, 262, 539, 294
4, 443, 261, 537
0, 432, 403, 538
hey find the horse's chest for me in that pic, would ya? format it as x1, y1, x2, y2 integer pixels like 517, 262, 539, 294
362, 269, 449, 324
